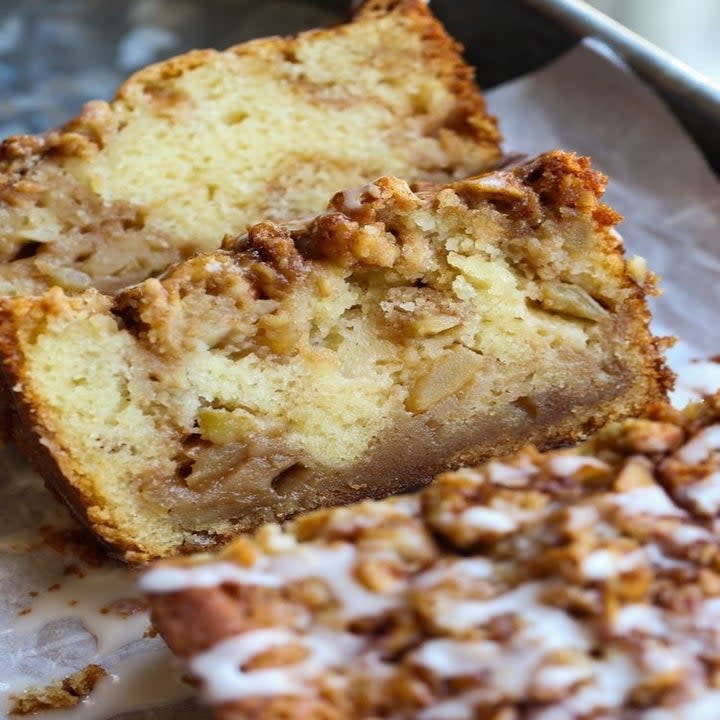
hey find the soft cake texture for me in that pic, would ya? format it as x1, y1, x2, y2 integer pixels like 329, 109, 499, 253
0, 0, 499, 296
0, 152, 670, 561
143, 394, 720, 720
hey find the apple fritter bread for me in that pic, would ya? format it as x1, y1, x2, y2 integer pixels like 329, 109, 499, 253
0, 152, 670, 560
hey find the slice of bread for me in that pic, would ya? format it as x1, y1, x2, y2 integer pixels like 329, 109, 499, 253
0, 0, 499, 296
142, 393, 720, 720
0, 152, 671, 561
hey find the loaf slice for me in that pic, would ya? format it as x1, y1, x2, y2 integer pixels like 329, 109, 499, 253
0, 0, 499, 296
0, 152, 671, 561
142, 393, 720, 719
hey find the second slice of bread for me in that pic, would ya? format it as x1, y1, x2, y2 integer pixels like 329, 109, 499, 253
0, 0, 499, 297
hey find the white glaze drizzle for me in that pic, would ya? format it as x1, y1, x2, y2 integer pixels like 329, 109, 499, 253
580, 548, 646, 580
612, 604, 668, 636
191, 628, 363, 703
459, 506, 517, 533
559, 652, 640, 718
566, 504, 599, 531
643, 692, 720, 720
413, 639, 504, 679
14, 566, 150, 655
547, 455, 609, 477
643, 640, 687, 674
677, 425, 720, 464
270, 543, 400, 620
147, 515, 720, 716
323, 496, 419, 534
417, 690, 488, 720
645, 543, 692, 570
191, 629, 305, 701
671, 523, 713, 545
610, 485, 685, 517
414, 558, 493, 589
411, 596, 644, 720
485, 461, 532, 487
142, 541, 399, 622
533, 662, 592, 694
694, 596, 720, 629
682, 471, 720, 514
430, 582, 590, 645
140, 562, 282, 593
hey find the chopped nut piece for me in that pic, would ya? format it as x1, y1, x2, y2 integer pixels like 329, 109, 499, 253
613, 457, 657, 491
245, 642, 310, 670
620, 419, 684, 454
355, 557, 407, 594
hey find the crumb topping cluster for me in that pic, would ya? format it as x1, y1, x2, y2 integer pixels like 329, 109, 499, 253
143, 396, 720, 718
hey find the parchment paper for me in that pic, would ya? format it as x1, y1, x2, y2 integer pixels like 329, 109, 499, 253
0, 33, 719, 720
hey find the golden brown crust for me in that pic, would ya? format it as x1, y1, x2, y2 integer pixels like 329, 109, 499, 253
225, 152, 671, 409
145, 393, 720, 719
0, 0, 503, 451
0, 290, 149, 560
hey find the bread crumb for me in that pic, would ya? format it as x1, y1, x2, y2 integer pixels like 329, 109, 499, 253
9, 665, 107, 715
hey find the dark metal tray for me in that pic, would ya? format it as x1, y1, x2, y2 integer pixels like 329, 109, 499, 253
428, 0, 720, 173
1, 0, 717, 172
519, 0, 720, 173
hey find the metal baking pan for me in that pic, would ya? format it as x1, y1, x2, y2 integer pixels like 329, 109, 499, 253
519, 0, 720, 173
431, 0, 720, 173
1, 0, 718, 173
